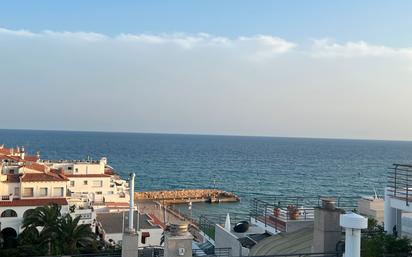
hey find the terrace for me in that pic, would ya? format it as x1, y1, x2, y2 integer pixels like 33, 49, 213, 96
250, 196, 358, 233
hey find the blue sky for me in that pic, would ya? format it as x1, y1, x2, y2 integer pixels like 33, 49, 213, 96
1, 1, 412, 46
1, 1, 412, 140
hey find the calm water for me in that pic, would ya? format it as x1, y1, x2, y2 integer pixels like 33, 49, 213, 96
1, 129, 412, 217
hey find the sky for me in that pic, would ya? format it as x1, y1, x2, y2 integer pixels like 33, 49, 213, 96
1, 1, 412, 140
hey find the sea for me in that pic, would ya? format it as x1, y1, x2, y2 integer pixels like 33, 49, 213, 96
1, 129, 412, 219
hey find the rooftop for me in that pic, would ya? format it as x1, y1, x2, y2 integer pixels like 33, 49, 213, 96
96, 212, 161, 234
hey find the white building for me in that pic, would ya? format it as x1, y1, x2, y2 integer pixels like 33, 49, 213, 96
0, 144, 130, 240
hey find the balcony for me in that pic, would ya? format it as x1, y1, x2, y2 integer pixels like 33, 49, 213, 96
387, 164, 412, 205
250, 196, 358, 233
0, 194, 14, 201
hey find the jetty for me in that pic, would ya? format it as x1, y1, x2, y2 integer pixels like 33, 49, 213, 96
135, 189, 240, 204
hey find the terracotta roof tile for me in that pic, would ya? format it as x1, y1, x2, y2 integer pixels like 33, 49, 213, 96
0, 198, 68, 207
21, 172, 69, 182
23, 155, 39, 162
24, 162, 47, 172
0, 148, 12, 155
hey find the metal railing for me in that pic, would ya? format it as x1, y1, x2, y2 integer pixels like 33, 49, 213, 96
251, 253, 342, 257
250, 196, 358, 231
198, 214, 248, 240
387, 164, 412, 206
192, 247, 231, 257
138, 247, 164, 257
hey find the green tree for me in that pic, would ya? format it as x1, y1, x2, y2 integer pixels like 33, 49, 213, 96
21, 204, 62, 255
362, 218, 412, 257
59, 214, 96, 254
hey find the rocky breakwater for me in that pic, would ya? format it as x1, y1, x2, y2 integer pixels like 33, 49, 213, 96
135, 189, 240, 204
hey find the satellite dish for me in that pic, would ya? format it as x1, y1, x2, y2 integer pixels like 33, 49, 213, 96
233, 221, 249, 233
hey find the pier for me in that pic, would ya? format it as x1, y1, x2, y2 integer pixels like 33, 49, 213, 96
135, 189, 240, 204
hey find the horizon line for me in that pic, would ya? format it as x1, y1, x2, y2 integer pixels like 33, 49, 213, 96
0, 127, 411, 143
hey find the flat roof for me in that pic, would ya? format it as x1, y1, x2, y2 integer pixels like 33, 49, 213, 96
96, 212, 161, 234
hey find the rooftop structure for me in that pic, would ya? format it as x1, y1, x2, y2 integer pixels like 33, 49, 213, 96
385, 163, 412, 237
250, 196, 357, 234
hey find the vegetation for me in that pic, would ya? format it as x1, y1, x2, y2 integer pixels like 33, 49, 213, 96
362, 218, 412, 257
0, 204, 106, 257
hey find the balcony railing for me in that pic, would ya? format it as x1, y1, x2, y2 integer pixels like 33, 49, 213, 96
198, 213, 249, 240
250, 196, 358, 232
0, 194, 15, 201
387, 164, 412, 206
193, 247, 231, 257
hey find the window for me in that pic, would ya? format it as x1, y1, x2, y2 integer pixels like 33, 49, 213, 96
14, 187, 20, 196
96, 191, 102, 195
75, 168, 79, 173
67, 166, 72, 170
23, 187, 34, 197
83, 180, 88, 185
39, 187, 48, 197
1, 209, 17, 217
70, 181, 75, 187
107, 191, 114, 195
9, 169, 15, 174
23, 209, 35, 218
92, 180, 102, 187
53, 187, 64, 197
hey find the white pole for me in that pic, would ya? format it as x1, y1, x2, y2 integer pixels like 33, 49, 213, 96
128, 173, 135, 232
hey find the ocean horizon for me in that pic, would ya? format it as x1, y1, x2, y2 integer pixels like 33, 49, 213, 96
1, 128, 411, 217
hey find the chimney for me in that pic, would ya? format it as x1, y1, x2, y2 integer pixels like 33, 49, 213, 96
312, 198, 343, 253
340, 212, 367, 257
164, 223, 193, 257
128, 172, 135, 233
20, 146, 25, 160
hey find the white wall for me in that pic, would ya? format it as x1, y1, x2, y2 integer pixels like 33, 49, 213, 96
67, 177, 112, 202
20, 181, 67, 198
0, 205, 69, 234
214, 224, 248, 256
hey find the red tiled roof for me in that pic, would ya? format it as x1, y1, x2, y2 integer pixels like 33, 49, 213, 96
64, 174, 111, 178
21, 172, 69, 182
0, 155, 20, 162
0, 198, 68, 207
24, 162, 47, 172
24, 155, 39, 162
0, 147, 12, 155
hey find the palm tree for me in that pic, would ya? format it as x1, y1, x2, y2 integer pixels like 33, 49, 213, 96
22, 204, 62, 255
59, 214, 96, 254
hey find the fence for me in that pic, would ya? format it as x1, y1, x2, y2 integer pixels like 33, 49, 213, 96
250, 196, 358, 232
387, 164, 412, 206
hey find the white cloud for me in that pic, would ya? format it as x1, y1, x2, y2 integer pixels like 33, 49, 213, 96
42, 30, 108, 41
0, 27, 36, 37
1, 27, 412, 139
311, 38, 412, 58
0, 27, 296, 58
